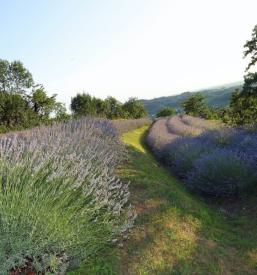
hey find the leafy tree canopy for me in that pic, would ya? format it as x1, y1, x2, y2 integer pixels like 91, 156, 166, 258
0, 59, 33, 94
181, 93, 206, 116
29, 85, 60, 119
229, 24, 257, 125
156, 106, 176, 117
71, 94, 148, 119
122, 97, 148, 119
0, 59, 68, 132
244, 25, 257, 72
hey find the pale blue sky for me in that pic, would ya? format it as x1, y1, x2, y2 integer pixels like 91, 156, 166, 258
1, 0, 257, 107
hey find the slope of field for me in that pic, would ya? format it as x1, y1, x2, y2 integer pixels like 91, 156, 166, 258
72, 126, 257, 274
141, 83, 242, 116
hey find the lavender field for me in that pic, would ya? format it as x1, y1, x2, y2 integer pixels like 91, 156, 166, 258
0, 117, 153, 273
147, 115, 257, 197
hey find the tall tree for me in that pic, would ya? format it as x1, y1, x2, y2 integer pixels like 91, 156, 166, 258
0, 92, 32, 127
156, 106, 176, 118
54, 102, 70, 121
104, 96, 124, 119
30, 86, 58, 119
229, 24, 257, 125
9, 61, 34, 94
181, 93, 206, 116
122, 98, 148, 119
244, 25, 257, 72
70, 93, 97, 116
0, 60, 9, 92
242, 24, 257, 96
0, 60, 34, 94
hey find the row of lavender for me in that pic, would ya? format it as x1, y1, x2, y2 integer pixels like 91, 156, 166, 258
0, 117, 150, 273
147, 115, 257, 197
113, 117, 152, 135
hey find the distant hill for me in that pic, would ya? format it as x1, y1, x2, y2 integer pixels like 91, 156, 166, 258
140, 82, 242, 116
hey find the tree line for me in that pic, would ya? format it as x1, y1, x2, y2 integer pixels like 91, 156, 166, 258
70, 94, 147, 119
0, 60, 69, 132
0, 60, 148, 133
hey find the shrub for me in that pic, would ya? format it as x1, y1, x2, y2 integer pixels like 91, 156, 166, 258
147, 115, 257, 198
113, 118, 152, 135
0, 117, 134, 273
165, 137, 213, 177
166, 116, 203, 136
156, 106, 176, 118
180, 115, 218, 130
186, 149, 256, 197
147, 118, 179, 157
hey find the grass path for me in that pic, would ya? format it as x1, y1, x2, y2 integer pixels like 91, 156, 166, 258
73, 126, 257, 274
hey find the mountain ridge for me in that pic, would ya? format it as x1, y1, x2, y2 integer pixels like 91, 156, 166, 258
140, 82, 243, 116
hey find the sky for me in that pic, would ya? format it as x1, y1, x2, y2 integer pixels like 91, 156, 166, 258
0, 0, 256, 108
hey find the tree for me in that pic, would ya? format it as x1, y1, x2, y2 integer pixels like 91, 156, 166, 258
156, 106, 176, 117
229, 90, 257, 125
0, 92, 34, 128
241, 72, 257, 96
70, 93, 97, 116
0, 59, 68, 132
229, 24, 257, 125
122, 98, 148, 119
0, 60, 9, 92
30, 86, 58, 120
70, 93, 148, 119
242, 25, 257, 96
104, 96, 124, 119
54, 102, 70, 121
181, 93, 206, 116
0, 59, 33, 94
94, 98, 108, 117
244, 25, 257, 72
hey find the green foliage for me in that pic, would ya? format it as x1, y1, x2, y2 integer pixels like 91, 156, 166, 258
0, 59, 33, 94
54, 102, 71, 121
244, 25, 257, 72
0, 92, 38, 129
0, 59, 68, 132
227, 25, 257, 125
156, 106, 176, 117
228, 90, 257, 125
30, 86, 58, 119
122, 97, 148, 119
242, 72, 257, 95
70, 93, 97, 116
71, 94, 148, 119
181, 93, 207, 117
104, 96, 124, 119
0, 59, 9, 92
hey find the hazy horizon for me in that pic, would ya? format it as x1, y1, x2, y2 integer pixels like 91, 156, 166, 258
1, 0, 256, 107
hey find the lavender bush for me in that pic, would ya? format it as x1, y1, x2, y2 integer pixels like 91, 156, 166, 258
0, 117, 134, 273
180, 115, 218, 130
166, 116, 203, 136
147, 118, 179, 157
147, 115, 257, 198
186, 149, 256, 196
164, 137, 213, 177
113, 118, 152, 135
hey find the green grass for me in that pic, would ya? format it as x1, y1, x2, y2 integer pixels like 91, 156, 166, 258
71, 126, 257, 274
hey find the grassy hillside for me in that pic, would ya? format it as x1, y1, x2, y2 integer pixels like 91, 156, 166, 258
72, 126, 257, 274
141, 83, 242, 116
